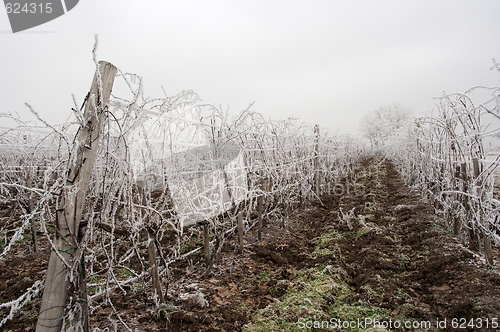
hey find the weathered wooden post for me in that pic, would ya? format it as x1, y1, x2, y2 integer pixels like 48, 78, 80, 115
461, 162, 479, 252
36, 61, 117, 332
203, 221, 210, 266
257, 194, 263, 241
77, 224, 89, 332
298, 182, 303, 211
453, 165, 461, 235
147, 232, 165, 304
25, 172, 38, 252
137, 184, 165, 304
237, 212, 244, 252
472, 158, 493, 265
484, 229, 494, 265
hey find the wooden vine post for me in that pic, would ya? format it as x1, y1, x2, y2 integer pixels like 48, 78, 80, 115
237, 212, 244, 253
472, 158, 493, 265
257, 181, 264, 241
203, 221, 210, 266
25, 172, 38, 252
313, 124, 320, 198
459, 162, 479, 252
464, 160, 478, 252
36, 61, 117, 332
298, 182, 303, 211
453, 165, 461, 235
137, 184, 164, 304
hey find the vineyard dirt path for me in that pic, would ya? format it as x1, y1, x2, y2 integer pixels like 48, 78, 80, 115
1, 156, 500, 331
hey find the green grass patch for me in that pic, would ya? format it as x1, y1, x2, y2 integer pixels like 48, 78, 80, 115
87, 273, 107, 296
309, 226, 342, 258
349, 220, 384, 240
243, 263, 402, 332
258, 270, 271, 282
243, 266, 351, 332
352, 226, 371, 239
116, 267, 134, 280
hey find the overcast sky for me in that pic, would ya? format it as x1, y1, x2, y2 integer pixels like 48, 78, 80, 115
1, 0, 499, 135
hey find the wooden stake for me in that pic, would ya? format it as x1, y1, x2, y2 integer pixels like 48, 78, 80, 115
472, 158, 481, 183
237, 212, 244, 252
25, 173, 38, 252
298, 182, 303, 211
460, 162, 479, 251
257, 195, 263, 241
204, 222, 210, 266
77, 225, 89, 332
484, 236, 494, 265
453, 165, 461, 235
36, 61, 117, 332
138, 186, 164, 304
147, 234, 165, 303
473, 158, 493, 265
314, 124, 320, 198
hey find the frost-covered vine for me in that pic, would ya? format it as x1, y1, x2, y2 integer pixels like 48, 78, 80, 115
0, 53, 363, 329
385, 59, 500, 258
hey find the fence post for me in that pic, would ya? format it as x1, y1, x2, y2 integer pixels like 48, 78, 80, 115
36, 61, 117, 332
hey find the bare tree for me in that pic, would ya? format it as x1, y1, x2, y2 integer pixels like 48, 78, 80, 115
360, 103, 414, 148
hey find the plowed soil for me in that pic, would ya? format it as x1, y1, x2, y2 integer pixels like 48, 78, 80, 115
1, 157, 500, 331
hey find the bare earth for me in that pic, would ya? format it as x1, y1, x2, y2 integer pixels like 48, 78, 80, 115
1, 157, 500, 331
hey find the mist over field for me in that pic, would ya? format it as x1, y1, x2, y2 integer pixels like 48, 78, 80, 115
1, 1, 500, 330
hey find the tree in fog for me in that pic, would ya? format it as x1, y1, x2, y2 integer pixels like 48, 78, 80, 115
360, 103, 414, 148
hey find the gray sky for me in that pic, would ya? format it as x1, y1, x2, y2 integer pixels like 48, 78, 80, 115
1, 0, 499, 135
